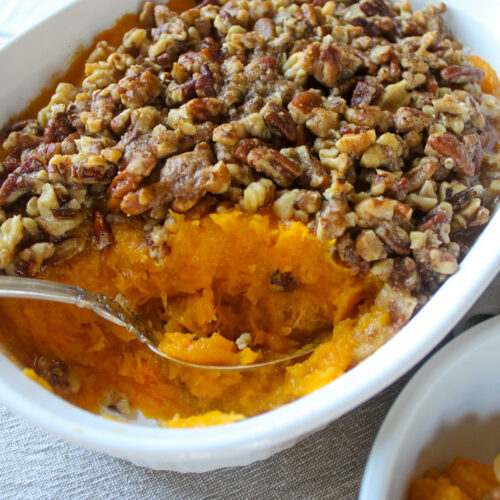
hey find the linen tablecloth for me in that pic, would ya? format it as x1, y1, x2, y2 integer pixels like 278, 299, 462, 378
0, 2, 499, 498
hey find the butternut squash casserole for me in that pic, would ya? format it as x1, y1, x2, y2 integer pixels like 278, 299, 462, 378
0, 0, 499, 426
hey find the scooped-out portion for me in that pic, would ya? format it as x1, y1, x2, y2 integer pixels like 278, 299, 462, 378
0, 210, 413, 424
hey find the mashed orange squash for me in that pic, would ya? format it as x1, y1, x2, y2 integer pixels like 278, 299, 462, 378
409, 457, 500, 500
468, 55, 500, 97
0, 210, 397, 424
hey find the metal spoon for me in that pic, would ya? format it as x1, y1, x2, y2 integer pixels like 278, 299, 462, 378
0, 276, 326, 370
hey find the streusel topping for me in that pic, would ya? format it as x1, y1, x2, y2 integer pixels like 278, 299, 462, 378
1, 0, 499, 302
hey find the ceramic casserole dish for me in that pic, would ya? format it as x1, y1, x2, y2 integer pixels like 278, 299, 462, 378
0, 0, 499, 472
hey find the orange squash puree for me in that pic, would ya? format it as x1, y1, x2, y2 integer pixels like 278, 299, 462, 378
468, 55, 500, 97
22, 368, 53, 392
0, 210, 392, 423
409, 457, 500, 500
164, 411, 245, 428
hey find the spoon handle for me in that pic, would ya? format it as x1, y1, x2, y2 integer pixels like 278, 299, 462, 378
0, 275, 126, 327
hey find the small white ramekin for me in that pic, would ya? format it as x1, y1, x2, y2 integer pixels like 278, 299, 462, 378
0, 0, 499, 472
360, 315, 500, 500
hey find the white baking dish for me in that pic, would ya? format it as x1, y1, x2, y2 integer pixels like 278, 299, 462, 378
0, 0, 499, 473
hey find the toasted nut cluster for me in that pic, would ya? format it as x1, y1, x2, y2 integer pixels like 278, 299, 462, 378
0, 0, 499, 303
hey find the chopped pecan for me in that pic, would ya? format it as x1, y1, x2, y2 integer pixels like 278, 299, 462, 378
118, 67, 163, 109
426, 133, 475, 177
339, 124, 371, 136
178, 48, 214, 74
254, 18, 276, 42
184, 97, 226, 123
179, 64, 217, 101
315, 198, 350, 242
345, 105, 391, 132
310, 44, 362, 87
93, 210, 114, 250
43, 115, 75, 143
356, 230, 387, 261
375, 222, 411, 256
0, 157, 20, 181
355, 196, 413, 224
462, 134, 483, 175
234, 138, 273, 160
273, 189, 322, 221
351, 81, 384, 108
139, 1, 155, 28
2, 130, 43, 157
120, 143, 230, 214
405, 158, 438, 192
428, 247, 459, 274
110, 109, 132, 135
280, 146, 330, 190
336, 234, 369, 274
360, 0, 394, 17
350, 17, 383, 38
261, 102, 297, 142
418, 209, 450, 235
0, 156, 45, 205
445, 187, 474, 210
336, 129, 376, 156
107, 150, 158, 211
245, 148, 301, 187
394, 107, 433, 133
390, 257, 418, 291
288, 91, 323, 125
440, 66, 485, 84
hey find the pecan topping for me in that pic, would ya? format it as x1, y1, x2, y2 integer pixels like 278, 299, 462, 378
234, 138, 273, 160
309, 43, 362, 87
462, 133, 483, 175
375, 222, 410, 256
0, 0, 497, 298
107, 150, 158, 211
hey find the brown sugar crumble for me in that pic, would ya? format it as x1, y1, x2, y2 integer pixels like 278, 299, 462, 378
1, 0, 500, 303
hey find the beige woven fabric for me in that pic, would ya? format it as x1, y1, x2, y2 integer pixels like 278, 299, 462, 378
0, 3, 499, 498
